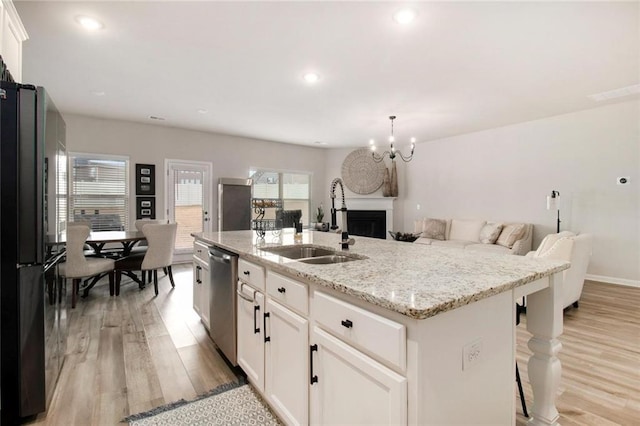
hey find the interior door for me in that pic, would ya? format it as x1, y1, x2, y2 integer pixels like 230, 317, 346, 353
166, 160, 212, 254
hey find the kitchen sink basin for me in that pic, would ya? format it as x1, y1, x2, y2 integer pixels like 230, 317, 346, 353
260, 245, 366, 264
297, 254, 362, 264
261, 245, 336, 259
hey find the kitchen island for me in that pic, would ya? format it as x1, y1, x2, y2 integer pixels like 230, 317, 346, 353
193, 229, 569, 425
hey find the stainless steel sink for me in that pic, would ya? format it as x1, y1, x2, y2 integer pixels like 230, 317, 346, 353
261, 245, 336, 259
298, 254, 361, 264
260, 245, 366, 264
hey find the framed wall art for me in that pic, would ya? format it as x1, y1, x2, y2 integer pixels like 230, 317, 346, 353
135, 163, 156, 195
136, 197, 156, 219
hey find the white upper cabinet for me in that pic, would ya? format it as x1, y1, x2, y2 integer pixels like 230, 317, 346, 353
0, 1, 28, 82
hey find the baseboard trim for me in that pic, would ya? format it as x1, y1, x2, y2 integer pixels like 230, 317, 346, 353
586, 274, 640, 288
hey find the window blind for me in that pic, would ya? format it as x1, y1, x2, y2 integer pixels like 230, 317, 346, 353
68, 153, 129, 231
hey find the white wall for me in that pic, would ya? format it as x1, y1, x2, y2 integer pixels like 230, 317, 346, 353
64, 114, 327, 231
326, 101, 640, 283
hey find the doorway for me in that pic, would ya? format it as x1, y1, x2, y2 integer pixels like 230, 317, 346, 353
165, 160, 212, 255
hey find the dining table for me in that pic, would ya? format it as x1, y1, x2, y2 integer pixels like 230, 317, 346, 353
48, 230, 146, 256
47, 230, 147, 297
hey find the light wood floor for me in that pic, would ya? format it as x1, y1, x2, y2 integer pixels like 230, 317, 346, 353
28, 264, 238, 426
28, 269, 639, 425
516, 281, 640, 425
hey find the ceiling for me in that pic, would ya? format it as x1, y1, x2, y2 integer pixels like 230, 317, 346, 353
14, 1, 640, 149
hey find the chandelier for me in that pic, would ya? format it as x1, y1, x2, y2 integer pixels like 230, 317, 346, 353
370, 115, 416, 162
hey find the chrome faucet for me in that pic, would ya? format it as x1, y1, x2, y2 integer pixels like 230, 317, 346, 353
330, 178, 355, 249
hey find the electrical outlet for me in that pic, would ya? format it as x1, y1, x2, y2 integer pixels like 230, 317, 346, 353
416, 203, 421, 210
462, 339, 483, 371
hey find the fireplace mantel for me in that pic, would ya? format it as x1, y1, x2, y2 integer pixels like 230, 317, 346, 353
346, 197, 395, 238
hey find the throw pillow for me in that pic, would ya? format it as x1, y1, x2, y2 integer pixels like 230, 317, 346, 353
496, 223, 526, 248
422, 218, 446, 240
479, 223, 503, 244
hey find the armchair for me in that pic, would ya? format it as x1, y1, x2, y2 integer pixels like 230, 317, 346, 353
527, 232, 593, 308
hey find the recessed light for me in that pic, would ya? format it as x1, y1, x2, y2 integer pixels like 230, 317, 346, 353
91, 90, 105, 96
197, 109, 208, 114
303, 72, 320, 84
76, 15, 104, 31
393, 8, 417, 25
314, 141, 328, 145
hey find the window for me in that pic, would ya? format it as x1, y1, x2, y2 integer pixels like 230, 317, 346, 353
251, 169, 311, 225
68, 153, 129, 231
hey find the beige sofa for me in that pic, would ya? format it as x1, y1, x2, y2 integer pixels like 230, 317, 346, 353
413, 218, 533, 256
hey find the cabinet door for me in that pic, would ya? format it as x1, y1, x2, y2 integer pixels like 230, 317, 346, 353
199, 262, 210, 329
310, 327, 407, 425
193, 259, 203, 315
237, 283, 265, 392
265, 299, 309, 426
192, 257, 209, 329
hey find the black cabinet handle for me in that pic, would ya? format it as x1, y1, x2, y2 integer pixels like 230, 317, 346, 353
277, 287, 286, 294
195, 265, 201, 284
264, 312, 270, 342
341, 319, 353, 329
310, 344, 318, 385
243, 270, 250, 276
253, 305, 260, 334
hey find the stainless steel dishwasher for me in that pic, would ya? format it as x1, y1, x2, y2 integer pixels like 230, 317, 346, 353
209, 246, 238, 365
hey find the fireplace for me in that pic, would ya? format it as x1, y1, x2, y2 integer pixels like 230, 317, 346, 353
347, 210, 386, 239
345, 198, 396, 240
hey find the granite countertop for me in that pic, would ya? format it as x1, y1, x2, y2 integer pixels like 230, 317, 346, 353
193, 230, 569, 320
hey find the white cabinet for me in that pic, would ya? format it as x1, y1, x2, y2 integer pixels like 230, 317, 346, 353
310, 327, 407, 425
192, 241, 210, 329
238, 258, 265, 291
0, 1, 28, 82
237, 281, 265, 392
233, 260, 407, 426
265, 298, 309, 426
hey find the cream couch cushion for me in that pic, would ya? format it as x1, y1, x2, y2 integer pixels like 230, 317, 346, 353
431, 240, 476, 249
449, 219, 486, 242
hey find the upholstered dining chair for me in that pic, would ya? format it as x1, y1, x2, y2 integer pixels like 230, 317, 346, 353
115, 223, 177, 296
58, 225, 115, 308
130, 219, 162, 281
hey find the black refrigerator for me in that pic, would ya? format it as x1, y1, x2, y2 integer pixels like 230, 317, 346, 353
0, 82, 67, 424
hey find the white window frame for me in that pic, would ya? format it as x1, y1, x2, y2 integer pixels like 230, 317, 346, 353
67, 152, 130, 231
250, 167, 313, 226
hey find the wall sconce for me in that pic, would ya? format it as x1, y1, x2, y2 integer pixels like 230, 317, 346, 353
546, 190, 561, 233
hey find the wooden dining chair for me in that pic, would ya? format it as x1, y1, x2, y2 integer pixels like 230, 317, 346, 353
115, 223, 177, 296
58, 225, 116, 308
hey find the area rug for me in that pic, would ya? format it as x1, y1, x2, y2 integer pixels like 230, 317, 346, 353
124, 381, 282, 425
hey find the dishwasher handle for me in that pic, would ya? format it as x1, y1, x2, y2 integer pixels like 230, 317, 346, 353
209, 248, 235, 264
209, 251, 232, 263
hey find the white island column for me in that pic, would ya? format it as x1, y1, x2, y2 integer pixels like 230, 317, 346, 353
525, 272, 563, 426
